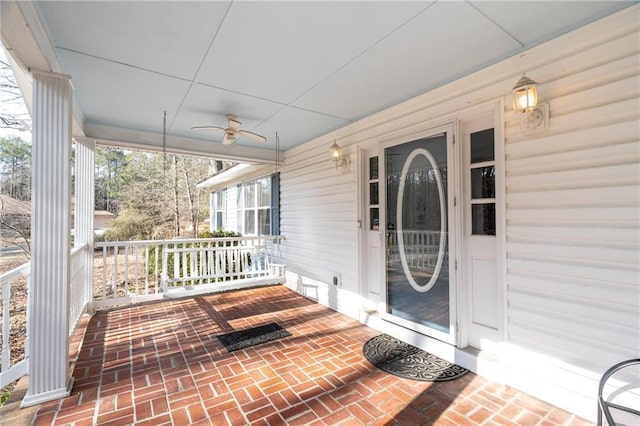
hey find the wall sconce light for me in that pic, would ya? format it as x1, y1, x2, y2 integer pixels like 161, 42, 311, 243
512, 74, 547, 130
330, 141, 350, 170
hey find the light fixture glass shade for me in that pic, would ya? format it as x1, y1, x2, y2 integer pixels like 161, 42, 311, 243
512, 75, 538, 113
330, 141, 343, 162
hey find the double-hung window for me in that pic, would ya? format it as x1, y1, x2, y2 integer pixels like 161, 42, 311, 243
211, 189, 226, 230
241, 174, 279, 236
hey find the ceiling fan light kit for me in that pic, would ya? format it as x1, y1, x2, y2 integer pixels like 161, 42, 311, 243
192, 114, 267, 145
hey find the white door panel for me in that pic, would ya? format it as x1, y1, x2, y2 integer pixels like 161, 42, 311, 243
462, 113, 501, 351
363, 148, 382, 311
471, 255, 498, 330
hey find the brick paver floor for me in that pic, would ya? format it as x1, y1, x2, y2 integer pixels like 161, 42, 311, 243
32, 285, 593, 425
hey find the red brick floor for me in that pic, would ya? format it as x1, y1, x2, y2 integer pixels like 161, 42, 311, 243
32, 285, 593, 425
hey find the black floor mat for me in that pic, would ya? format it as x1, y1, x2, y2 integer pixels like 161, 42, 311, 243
363, 334, 468, 382
217, 322, 291, 352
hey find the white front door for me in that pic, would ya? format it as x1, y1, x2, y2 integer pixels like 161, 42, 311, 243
461, 113, 501, 351
362, 147, 383, 312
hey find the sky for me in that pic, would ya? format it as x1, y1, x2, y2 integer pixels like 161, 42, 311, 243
0, 43, 32, 143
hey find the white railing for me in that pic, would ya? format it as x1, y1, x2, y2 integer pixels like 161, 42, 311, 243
0, 261, 30, 389
93, 239, 170, 309
162, 236, 286, 296
94, 236, 285, 308
388, 230, 449, 272
69, 244, 90, 335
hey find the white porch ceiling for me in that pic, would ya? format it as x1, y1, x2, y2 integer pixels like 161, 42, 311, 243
1, 1, 635, 163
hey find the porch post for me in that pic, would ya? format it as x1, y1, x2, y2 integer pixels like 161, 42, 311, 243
74, 137, 95, 312
22, 70, 73, 407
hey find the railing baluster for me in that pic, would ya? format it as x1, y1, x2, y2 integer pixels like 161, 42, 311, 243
162, 243, 168, 293
134, 245, 140, 296
153, 244, 157, 292
182, 249, 188, 285
207, 242, 213, 283
113, 245, 119, 298
102, 246, 107, 300
144, 246, 149, 295
124, 244, 130, 291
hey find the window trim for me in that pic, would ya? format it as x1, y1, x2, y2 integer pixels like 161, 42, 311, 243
239, 174, 279, 236
211, 188, 226, 231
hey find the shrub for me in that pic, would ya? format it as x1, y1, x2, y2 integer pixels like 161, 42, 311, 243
104, 209, 154, 241
199, 229, 242, 239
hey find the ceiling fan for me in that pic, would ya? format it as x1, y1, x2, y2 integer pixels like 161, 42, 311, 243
191, 114, 267, 145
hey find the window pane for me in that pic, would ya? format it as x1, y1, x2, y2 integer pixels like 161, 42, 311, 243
244, 182, 256, 207
369, 156, 379, 180
216, 190, 224, 209
471, 128, 494, 163
370, 208, 379, 230
258, 209, 271, 235
244, 210, 255, 235
472, 203, 496, 235
471, 166, 495, 199
257, 177, 270, 207
216, 212, 224, 229
369, 182, 379, 205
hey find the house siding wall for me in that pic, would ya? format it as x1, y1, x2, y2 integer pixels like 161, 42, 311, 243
210, 6, 639, 421
501, 14, 640, 413
279, 143, 360, 314
225, 185, 238, 233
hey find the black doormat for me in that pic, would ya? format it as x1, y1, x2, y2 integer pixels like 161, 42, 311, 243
363, 334, 468, 382
217, 322, 291, 352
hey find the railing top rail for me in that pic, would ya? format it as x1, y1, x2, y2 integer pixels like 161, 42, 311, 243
0, 261, 30, 287
95, 235, 285, 248
71, 243, 89, 256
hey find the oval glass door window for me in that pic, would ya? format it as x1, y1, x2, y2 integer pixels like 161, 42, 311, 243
396, 148, 446, 293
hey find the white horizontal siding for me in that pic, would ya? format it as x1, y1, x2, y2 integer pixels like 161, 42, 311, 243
279, 144, 358, 312
502, 6, 640, 420
225, 185, 238, 233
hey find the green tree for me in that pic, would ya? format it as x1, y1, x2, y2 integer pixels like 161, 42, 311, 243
103, 208, 155, 241
95, 147, 127, 213
101, 149, 212, 241
0, 136, 31, 200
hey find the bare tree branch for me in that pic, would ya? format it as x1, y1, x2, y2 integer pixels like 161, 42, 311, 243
0, 197, 31, 258
0, 52, 31, 132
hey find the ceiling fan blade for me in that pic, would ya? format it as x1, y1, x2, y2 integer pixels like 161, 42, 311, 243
191, 125, 226, 132
238, 130, 267, 143
222, 133, 234, 145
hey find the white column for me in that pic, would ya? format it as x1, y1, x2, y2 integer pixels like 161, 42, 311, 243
74, 137, 95, 312
22, 70, 73, 407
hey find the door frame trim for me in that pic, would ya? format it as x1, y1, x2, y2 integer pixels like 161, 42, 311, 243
356, 99, 507, 351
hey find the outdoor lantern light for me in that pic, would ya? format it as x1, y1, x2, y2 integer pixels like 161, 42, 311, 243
330, 141, 350, 170
512, 74, 538, 113
512, 74, 546, 130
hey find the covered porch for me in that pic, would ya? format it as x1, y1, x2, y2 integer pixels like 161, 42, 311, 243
8, 285, 589, 425
1, 1, 638, 423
